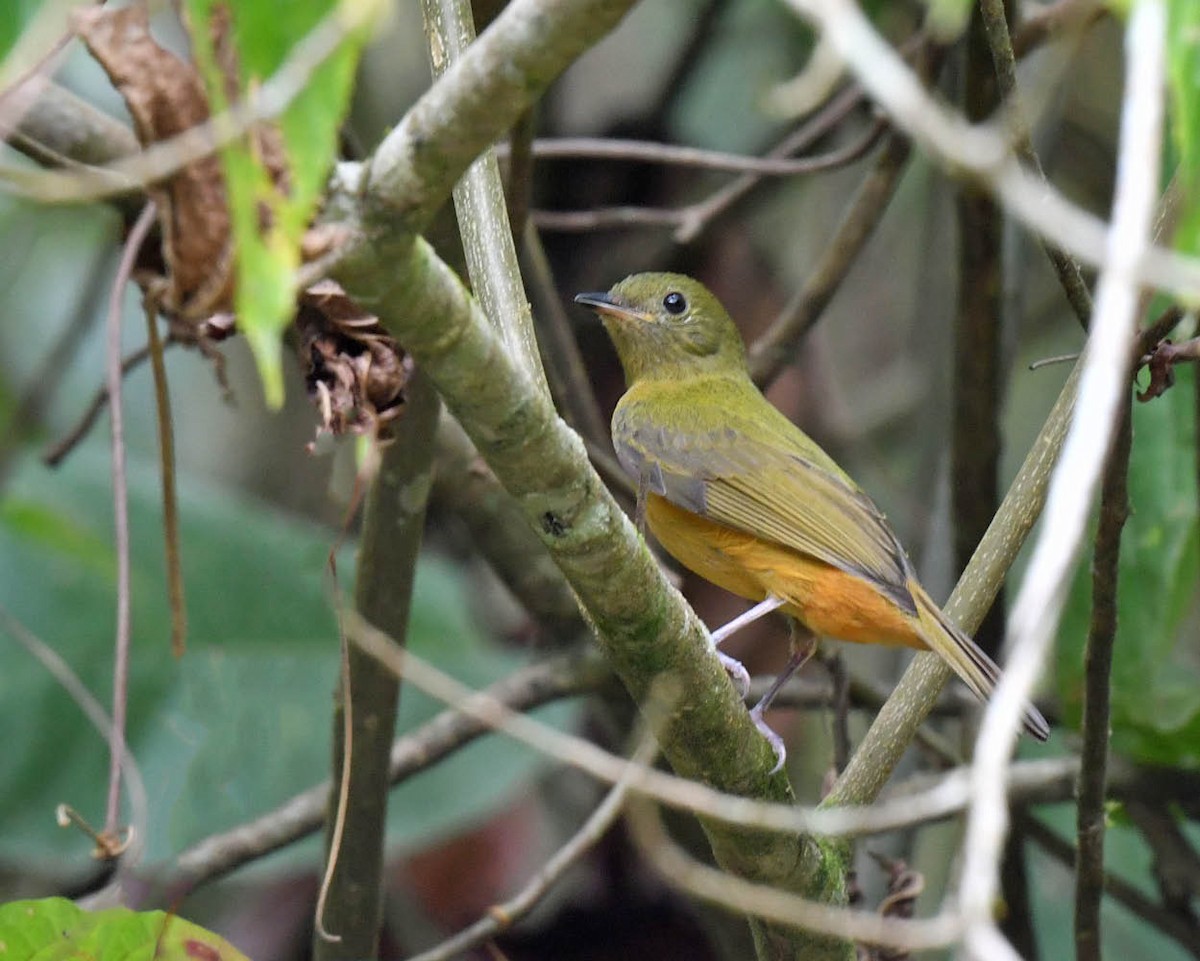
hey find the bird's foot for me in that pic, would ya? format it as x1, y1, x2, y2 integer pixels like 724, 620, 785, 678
749, 701, 787, 774
716, 650, 751, 699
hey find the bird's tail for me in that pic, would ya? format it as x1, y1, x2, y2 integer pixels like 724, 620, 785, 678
910, 582, 1050, 741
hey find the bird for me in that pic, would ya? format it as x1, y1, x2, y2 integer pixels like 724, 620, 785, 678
575, 272, 1050, 771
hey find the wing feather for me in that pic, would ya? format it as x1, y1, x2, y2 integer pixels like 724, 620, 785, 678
616, 403, 917, 615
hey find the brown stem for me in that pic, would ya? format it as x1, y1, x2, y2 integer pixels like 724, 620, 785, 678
1074, 391, 1132, 961
315, 374, 441, 961
104, 202, 158, 839
747, 132, 910, 387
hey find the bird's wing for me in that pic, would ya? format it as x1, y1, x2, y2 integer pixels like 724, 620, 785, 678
616, 415, 917, 616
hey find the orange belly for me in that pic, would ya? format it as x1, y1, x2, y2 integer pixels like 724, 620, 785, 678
645, 493, 926, 650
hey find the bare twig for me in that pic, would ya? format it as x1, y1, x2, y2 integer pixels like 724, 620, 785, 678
625, 791, 962, 953
514, 134, 892, 175
42, 339, 180, 468
958, 4, 1166, 958
521, 221, 613, 452
407, 736, 657, 961
345, 612, 1070, 843
103, 202, 157, 841
979, 0, 1093, 328
779, 0, 1200, 301
142, 301, 186, 657
0, 604, 149, 877
1074, 392, 1131, 961
748, 130, 910, 386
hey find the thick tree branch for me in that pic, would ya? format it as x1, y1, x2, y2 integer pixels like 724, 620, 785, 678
332, 224, 849, 958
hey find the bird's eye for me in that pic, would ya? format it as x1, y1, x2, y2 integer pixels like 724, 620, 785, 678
662, 291, 687, 315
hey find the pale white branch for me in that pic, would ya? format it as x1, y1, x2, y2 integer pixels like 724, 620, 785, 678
958, 2, 1167, 959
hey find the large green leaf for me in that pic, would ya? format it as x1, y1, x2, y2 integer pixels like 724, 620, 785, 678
182, 0, 377, 407
1056, 369, 1200, 766
0, 445, 575, 873
0, 897, 250, 961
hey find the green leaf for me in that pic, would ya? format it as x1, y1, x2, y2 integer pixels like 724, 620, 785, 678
1056, 368, 1200, 766
182, 0, 378, 407
1167, 0, 1200, 258
0, 445, 576, 870
0, 897, 250, 961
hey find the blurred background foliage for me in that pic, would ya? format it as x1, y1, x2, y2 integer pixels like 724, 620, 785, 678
0, 0, 1198, 959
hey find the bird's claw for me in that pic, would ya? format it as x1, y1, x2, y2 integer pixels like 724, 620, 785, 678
717, 650, 752, 699
749, 702, 787, 774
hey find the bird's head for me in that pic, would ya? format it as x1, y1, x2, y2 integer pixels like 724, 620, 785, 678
575, 273, 748, 384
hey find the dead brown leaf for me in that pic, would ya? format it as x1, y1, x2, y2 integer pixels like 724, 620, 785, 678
75, 3, 234, 320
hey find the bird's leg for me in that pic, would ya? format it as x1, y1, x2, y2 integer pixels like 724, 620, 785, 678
710, 595, 787, 646
749, 624, 817, 774
708, 595, 786, 700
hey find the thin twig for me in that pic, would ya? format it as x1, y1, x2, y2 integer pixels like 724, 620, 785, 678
103, 202, 157, 841
171, 651, 609, 889
625, 790, 962, 953
778, 0, 1200, 301
748, 130, 911, 386
520, 221, 611, 450
673, 76, 879, 244
406, 736, 657, 961
674, 114, 886, 243
979, 0, 1093, 328
958, 4, 1166, 958
143, 301, 186, 657
345, 612, 1069, 843
0, 245, 114, 486
512, 133, 894, 175
0, 604, 149, 875
531, 112, 886, 236
43, 339, 181, 468
1075, 393, 1132, 961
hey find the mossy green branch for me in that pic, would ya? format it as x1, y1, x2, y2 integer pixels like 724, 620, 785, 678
335, 229, 851, 959
364, 0, 639, 231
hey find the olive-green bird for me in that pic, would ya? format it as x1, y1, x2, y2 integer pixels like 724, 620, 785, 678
575, 273, 1050, 768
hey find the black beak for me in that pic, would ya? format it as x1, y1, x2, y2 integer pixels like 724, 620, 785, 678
573, 291, 618, 310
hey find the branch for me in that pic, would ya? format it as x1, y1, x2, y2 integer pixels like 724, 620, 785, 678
170, 650, 608, 889
364, 0, 640, 232
430, 414, 586, 642
959, 4, 1166, 957
407, 736, 656, 961
333, 225, 849, 957
748, 130, 910, 386
778, 0, 1200, 300
1074, 392, 1131, 961
314, 374, 441, 959
978, 0, 1093, 328
1021, 813, 1200, 959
